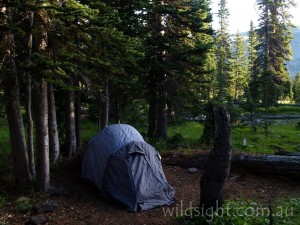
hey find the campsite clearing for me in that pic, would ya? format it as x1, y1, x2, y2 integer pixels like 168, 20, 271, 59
1, 156, 300, 225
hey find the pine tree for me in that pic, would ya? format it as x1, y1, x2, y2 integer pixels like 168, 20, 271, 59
255, 0, 295, 135
232, 31, 248, 101
293, 73, 300, 103
214, 0, 232, 102
243, 21, 260, 131
144, 0, 214, 139
256, 0, 295, 106
247, 21, 260, 104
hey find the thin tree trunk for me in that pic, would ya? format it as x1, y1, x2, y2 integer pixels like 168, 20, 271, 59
200, 105, 232, 211
65, 81, 77, 157
48, 83, 60, 163
147, 98, 158, 137
2, 6, 31, 191
25, 75, 35, 177
156, 101, 168, 140
33, 80, 50, 192
234, 73, 238, 100
147, 84, 158, 138
156, 84, 168, 140
115, 95, 121, 124
100, 77, 109, 130
25, 10, 35, 177
75, 88, 82, 152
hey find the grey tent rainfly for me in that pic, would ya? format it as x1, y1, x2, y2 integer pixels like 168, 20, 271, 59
81, 124, 175, 211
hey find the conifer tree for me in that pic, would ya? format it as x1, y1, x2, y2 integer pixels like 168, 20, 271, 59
144, 0, 214, 139
255, 0, 294, 135
293, 73, 300, 103
214, 0, 232, 102
247, 21, 260, 104
256, 0, 295, 106
243, 21, 260, 131
232, 31, 248, 101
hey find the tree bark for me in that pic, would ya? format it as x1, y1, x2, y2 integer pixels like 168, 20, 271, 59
25, 75, 36, 177
156, 98, 168, 139
3, 75, 32, 191
147, 97, 158, 137
33, 80, 50, 192
100, 77, 109, 130
65, 82, 77, 157
25, 10, 36, 178
200, 103, 214, 146
1, 6, 31, 191
75, 88, 82, 152
156, 79, 168, 139
200, 105, 232, 211
48, 83, 60, 164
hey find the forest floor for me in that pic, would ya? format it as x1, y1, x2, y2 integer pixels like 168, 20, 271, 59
1, 152, 300, 225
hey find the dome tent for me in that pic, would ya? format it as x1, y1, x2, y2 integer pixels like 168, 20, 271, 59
81, 124, 175, 211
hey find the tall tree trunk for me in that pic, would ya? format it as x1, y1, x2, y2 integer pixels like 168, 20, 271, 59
147, 83, 158, 138
48, 83, 60, 163
33, 80, 50, 192
114, 95, 121, 124
100, 77, 109, 130
156, 101, 168, 140
65, 81, 77, 157
25, 10, 35, 177
3, 75, 32, 191
147, 99, 158, 137
156, 84, 168, 140
25, 75, 35, 177
200, 105, 232, 211
1, 6, 31, 191
75, 88, 82, 152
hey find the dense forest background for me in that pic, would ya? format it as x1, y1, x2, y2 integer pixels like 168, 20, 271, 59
0, 0, 300, 193
287, 26, 300, 76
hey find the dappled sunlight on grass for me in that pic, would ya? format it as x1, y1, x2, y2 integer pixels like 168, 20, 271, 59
80, 119, 300, 154
232, 121, 300, 154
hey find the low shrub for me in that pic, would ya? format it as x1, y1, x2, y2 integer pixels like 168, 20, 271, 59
15, 197, 33, 213
0, 196, 5, 208
179, 198, 300, 225
296, 121, 300, 130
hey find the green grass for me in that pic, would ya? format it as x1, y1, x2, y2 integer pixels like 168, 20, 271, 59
267, 105, 300, 115
0, 118, 11, 180
179, 198, 300, 225
164, 120, 300, 154
0, 196, 5, 208
15, 197, 33, 213
81, 119, 99, 147
167, 121, 203, 149
81, 118, 300, 154
232, 121, 300, 154
0, 118, 10, 146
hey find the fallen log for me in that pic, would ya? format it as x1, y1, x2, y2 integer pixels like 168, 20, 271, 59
162, 151, 300, 178
267, 115, 300, 120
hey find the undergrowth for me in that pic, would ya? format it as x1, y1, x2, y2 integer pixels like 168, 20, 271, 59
179, 198, 300, 225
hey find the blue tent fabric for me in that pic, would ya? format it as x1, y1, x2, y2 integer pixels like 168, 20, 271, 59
81, 124, 175, 211
81, 124, 145, 191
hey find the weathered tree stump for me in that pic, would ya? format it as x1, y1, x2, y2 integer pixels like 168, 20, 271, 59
200, 105, 232, 211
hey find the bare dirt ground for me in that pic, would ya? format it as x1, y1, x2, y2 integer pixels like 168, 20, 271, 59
1, 155, 300, 225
